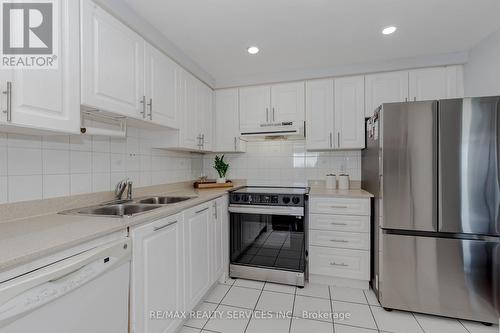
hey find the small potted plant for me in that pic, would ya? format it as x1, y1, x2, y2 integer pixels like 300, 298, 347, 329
213, 155, 229, 184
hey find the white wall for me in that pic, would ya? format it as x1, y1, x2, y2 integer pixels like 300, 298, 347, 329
464, 28, 500, 97
203, 141, 361, 187
0, 128, 202, 204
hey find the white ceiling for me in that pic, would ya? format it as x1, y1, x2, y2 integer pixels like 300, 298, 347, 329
123, 0, 500, 88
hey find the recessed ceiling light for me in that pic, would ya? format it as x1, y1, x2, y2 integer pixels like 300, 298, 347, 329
247, 46, 259, 55
382, 26, 397, 35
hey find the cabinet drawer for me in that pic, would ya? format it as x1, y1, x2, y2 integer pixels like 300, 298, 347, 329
309, 230, 369, 250
309, 246, 369, 280
309, 214, 370, 233
310, 197, 370, 215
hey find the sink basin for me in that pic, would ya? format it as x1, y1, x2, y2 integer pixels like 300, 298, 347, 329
136, 196, 194, 205
63, 203, 163, 217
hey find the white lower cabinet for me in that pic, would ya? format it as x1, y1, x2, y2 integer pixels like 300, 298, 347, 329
308, 197, 371, 288
184, 202, 213, 311
211, 196, 229, 282
131, 213, 184, 333
131, 196, 229, 333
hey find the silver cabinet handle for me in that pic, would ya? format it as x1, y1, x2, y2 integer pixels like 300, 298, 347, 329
196, 134, 202, 147
272, 107, 275, 122
214, 201, 218, 219
414, 97, 417, 101
337, 132, 340, 148
201, 134, 205, 149
330, 222, 347, 226
153, 220, 177, 231
331, 205, 348, 209
405, 97, 408, 102
234, 137, 237, 151
330, 262, 348, 267
266, 107, 269, 122
3, 81, 12, 122
140, 95, 146, 118
195, 207, 209, 214
147, 98, 153, 120
330, 239, 349, 243
329, 133, 333, 148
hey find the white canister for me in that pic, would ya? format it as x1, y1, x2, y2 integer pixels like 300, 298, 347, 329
325, 174, 336, 189
338, 174, 350, 190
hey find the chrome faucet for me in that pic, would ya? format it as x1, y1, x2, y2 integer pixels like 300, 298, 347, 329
126, 180, 133, 200
114, 179, 129, 200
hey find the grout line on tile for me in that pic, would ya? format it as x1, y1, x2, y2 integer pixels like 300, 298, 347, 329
458, 320, 472, 333
364, 289, 380, 332
329, 285, 336, 333
243, 280, 264, 333
411, 312, 426, 333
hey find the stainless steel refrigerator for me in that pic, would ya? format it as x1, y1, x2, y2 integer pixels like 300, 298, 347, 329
362, 97, 500, 324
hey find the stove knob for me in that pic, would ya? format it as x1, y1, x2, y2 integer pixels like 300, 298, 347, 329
282, 196, 291, 204
292, 197, 300, 204
233, 194, 240, 202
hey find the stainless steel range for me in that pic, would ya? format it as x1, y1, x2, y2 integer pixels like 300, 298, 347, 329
229, 187, 309, 287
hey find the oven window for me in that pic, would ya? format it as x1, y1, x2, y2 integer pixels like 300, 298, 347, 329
230, 212, 305, 272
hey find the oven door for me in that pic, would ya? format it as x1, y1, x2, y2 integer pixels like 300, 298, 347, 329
229, 205, 305, 272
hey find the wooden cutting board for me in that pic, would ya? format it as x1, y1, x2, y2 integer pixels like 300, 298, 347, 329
193, 181, 234, 189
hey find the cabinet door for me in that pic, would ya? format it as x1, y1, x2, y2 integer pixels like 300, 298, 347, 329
145, 43, 178, 129
131, 214, 184, 333
199, 84, 213, 151
0, 0, 80, 133
409, 67, 447, 102
214, 89, 245, 152
334, 76, 365, 149
179, 71, 199, 150
239, 85, 271, 132
365, 71, 409, 117
184, 203, 212, 310
305, 79, 334, 150
445, 65, 464, 99
211, 197, 228, 282
271, 82, 305, 123
81, 0, 145, 118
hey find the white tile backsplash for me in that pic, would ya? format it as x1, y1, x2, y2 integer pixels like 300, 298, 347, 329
203, 140, 361, 186
0, 127, 203, 203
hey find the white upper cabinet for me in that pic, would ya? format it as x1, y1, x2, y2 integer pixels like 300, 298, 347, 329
179, 71, 199, 150
81, 0, 144, 119
409, 65, 464, 101
445, 65, 465, 99
239, 85, 271, 132
214, 89, 246, 152
0, 0, 80, 134
271, 82, 305, 123
144, 43, 179, 129
409, 67, 447, 102
199, 83, 214, 151
305, 79, 335, 150
365, 71, 409, 117
239, 82, 305, 132
334, 76, 365, 149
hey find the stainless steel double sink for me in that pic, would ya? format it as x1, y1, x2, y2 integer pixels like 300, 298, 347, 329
60, 196, 195, 218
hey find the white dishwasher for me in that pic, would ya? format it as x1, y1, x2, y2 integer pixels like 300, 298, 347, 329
0, 237, 131, 333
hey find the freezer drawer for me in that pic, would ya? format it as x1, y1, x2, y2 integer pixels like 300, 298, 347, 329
380, 232, 500, 324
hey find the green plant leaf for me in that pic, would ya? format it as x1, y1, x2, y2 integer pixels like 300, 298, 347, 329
213, 154, 230, 178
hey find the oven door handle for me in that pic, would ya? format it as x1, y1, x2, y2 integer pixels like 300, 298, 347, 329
228, 205, 304, 217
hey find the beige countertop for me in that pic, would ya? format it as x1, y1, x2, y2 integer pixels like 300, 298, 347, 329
0, 185, 242, 273
309, 186, 374, 198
